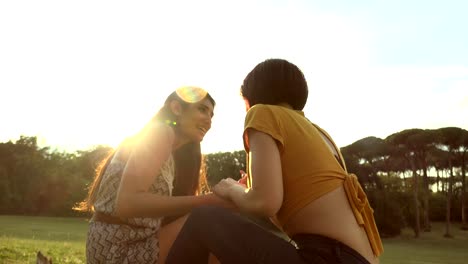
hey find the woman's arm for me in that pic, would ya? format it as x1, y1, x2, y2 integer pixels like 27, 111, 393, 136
214, 128, 283, 217
115, 124, 232, 218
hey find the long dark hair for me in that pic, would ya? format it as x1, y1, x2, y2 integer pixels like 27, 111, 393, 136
154, 89, 215, 197
74, 87, 215, 212
73, 147, 118, 212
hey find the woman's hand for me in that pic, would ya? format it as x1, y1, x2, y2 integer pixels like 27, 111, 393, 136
204, 192, 237, 210
213, 178, 247, 200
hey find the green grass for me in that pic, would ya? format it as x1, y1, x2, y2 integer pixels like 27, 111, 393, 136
0, 216, 467, 263
0, 215, 88, 263
380, 222, 468, 264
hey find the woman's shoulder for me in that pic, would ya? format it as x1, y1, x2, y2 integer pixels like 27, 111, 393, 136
148, 121, 175, 137
245, 104, 275, 123
131, 121, 175, 152
246, 104, 299, 122
148, 122, 175, 146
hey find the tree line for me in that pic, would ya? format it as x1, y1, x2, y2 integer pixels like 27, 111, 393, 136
0, 126, 467, 238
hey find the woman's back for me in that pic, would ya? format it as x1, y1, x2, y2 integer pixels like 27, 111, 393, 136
285, 185, 379, 264
243, 104, 347, 226
243, 103, 382, 263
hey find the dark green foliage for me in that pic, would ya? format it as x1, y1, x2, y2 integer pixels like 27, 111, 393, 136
367, 189, 406, 237
1, 126, 467, 239
0, 136, 112, 217
204, 150, 246, 186
430, 192, 449, 221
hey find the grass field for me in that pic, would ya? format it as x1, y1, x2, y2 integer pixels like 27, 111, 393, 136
0, 215, 467, 263
0, 215, 88, 263
381, 224, 468, 264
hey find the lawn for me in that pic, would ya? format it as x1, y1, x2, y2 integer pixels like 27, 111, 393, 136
380, 223, 468, 264
0, 215, 88, 263
0, 215, 467, 263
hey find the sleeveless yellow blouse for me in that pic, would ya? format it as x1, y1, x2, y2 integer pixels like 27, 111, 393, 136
243, 104, 383, 257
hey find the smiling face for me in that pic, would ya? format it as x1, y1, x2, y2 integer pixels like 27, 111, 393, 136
174, 97, 214, 145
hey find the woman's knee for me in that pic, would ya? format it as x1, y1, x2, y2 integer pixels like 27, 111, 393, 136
189, 206, 254, 237
187, 205, 232, 226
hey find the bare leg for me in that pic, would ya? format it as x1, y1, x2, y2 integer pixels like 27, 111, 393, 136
158, 215, 188, 264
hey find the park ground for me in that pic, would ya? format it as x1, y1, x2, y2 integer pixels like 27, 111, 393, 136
0, 215, 467, 263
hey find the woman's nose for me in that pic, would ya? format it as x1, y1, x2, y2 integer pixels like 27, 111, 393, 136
204, 116, 212, 130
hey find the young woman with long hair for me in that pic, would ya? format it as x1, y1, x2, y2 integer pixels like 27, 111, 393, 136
75, 86, 231, 263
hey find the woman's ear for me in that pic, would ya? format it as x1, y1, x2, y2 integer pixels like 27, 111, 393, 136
169, 100, 183, 116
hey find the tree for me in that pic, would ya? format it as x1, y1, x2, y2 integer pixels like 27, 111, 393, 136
386, 129, 425, 237
427, 148, 448, 193
0, 141, 15, 213
408, 129, 439, 232
341, 136, 389, 189
10, 136, 50, 214
341, 137, 406, 236
457, 129, 468, 229
204, 150, 246, 187
437, 127, 466, 237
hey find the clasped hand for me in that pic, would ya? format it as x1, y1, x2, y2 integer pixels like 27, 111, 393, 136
213, 171, 248, 200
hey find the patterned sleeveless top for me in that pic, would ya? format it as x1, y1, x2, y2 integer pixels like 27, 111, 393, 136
86, 147, 175, 263
94, 150, 175, 227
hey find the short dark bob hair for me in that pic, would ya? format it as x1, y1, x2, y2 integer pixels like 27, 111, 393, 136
241, 58, 308, 110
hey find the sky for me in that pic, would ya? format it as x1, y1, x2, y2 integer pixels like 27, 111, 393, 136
1, 0, 467, 154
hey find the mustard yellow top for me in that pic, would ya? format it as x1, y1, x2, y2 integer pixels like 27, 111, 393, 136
243, 104, 383, 257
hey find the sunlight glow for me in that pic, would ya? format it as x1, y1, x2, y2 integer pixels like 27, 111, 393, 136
0, 1, 466, 154
176, 86, 208, 104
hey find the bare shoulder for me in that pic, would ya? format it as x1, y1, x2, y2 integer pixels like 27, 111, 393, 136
147, 122, 175, 145
133, 122, 175, 158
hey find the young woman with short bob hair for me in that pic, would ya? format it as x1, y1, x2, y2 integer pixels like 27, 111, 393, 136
167, 59, 383, 264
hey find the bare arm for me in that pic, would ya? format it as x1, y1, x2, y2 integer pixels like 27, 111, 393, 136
214, 128, 283, 217
115, 124, 232, 218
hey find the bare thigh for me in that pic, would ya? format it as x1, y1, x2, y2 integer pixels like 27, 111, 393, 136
157, 215, 219, 264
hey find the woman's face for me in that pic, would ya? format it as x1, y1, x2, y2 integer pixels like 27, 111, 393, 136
177, 97, 214, 143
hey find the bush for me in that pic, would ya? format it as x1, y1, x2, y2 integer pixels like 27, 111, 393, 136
429, 192, 447, 221
429, 192, 462, 222
368, 189, 405, 237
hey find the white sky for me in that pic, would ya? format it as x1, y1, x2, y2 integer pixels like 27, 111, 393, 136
1, 0, 467, 154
